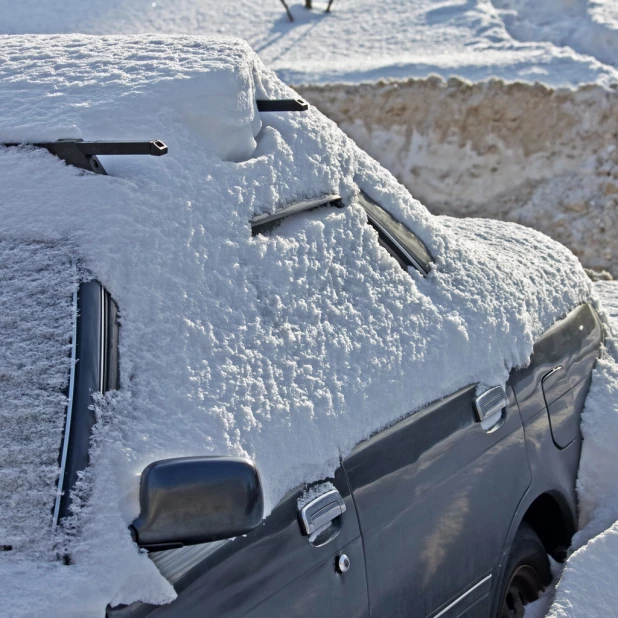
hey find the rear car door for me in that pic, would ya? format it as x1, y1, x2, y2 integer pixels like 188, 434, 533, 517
508, 303, 603, 536
343, 383, 529, 617
108, 466, 369, 618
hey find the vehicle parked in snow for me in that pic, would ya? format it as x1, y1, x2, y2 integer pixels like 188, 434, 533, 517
0, 35, 604, 618
65, 195, 601, 618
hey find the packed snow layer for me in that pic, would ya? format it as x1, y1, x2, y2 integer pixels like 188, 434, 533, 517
3, 0, 618, 87
298, 76, 618, 276
0, 35, 592, 615
539, 281, 618, 617
0, 242, 75, 555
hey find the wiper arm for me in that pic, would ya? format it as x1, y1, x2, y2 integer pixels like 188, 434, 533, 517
256, 99, 308, 112
1, 139, 168, 175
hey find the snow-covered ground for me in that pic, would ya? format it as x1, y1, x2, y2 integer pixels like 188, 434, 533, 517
2, 0, 618, 88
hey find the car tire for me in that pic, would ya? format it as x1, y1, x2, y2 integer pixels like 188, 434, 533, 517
496, 522, 552, 618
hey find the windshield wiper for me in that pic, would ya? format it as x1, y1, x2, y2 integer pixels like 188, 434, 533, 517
251, 194, 343, 235
1, 139, 168, 175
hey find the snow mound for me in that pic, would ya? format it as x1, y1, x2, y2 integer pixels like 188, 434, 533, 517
546, 521, 618, 618
0, 34, 592, 615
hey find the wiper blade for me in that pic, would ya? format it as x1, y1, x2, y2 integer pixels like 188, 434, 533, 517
1, 139, 168, 175
251, 194, 343, 235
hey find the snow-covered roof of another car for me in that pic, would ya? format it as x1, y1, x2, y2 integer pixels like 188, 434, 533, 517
0, 34, 592, 616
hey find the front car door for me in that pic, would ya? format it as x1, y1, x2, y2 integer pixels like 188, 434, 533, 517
108, 466, 368, 618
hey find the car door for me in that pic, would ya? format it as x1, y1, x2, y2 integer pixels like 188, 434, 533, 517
107, 465, 368, 618
343, 383, 530, 618
342, 191, 530, 617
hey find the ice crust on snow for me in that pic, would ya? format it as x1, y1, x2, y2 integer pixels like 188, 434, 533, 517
0, 35, 592, 615
296, 481, 336, 511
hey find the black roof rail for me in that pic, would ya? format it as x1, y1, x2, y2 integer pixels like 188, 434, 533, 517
256, 99, 308, 112
251, 194, 343, 235
1, 139, 168, 175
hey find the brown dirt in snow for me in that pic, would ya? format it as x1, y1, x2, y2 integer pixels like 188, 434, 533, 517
297, 77, 618, 275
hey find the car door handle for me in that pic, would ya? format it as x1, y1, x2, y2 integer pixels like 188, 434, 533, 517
474, 386, 508, 433
299, 490, 346, 544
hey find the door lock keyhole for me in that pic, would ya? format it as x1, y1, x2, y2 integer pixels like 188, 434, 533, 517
336, 554, 350, 574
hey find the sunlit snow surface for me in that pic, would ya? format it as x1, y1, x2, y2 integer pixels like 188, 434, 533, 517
0, 35, 592, 616
2, 0, 618, 87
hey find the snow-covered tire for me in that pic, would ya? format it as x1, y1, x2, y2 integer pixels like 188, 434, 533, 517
496, 523, 552, 618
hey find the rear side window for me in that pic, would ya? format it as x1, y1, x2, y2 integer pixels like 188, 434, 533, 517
358, 192, 432, 275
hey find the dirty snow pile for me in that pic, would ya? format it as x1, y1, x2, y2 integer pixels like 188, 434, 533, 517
0, 35, 592, 616
534, 282, 618, 617
298, 76, 618, 278
3, 0, 618, 88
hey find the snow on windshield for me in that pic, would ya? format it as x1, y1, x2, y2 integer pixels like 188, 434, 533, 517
0, 241, 76, 554
0, 35, 592, 615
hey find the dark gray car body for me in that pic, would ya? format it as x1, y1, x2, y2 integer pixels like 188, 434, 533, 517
106, 302, 602, 618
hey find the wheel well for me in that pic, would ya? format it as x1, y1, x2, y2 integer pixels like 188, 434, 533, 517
521, 493, 575, 562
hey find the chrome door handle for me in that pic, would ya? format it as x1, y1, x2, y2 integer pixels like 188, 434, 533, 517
474, 386, 508, 433
299, 490, 346, 536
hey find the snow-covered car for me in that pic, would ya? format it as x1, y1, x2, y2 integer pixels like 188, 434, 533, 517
0, 35, 602, 618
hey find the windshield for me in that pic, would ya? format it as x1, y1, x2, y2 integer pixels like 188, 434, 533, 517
0, 240, 76, 556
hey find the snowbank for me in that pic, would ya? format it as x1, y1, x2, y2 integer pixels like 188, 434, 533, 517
2, 0, 618, 88
0, 34, 591, 616
298, 76, 618, 276
546, 521, 618, 617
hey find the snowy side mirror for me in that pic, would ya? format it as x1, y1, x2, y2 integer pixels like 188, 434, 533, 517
130, 456, 264, 551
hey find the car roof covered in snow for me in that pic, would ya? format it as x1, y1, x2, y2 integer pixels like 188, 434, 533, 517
0, 34, 592, 615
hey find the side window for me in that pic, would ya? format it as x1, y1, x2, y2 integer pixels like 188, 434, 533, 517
358, 191, 432, 275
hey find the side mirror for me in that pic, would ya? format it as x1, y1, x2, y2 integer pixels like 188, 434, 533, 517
130, 456, 264, 550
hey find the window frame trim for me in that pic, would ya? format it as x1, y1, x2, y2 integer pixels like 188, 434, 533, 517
364, 210, 430, 276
